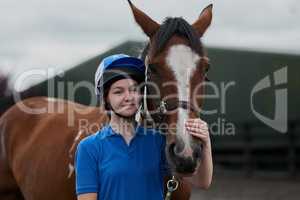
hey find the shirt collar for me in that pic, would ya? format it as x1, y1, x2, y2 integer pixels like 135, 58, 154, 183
100, 124, 146, 139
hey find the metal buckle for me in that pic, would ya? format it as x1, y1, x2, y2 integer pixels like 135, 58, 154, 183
159, 101, 167, 114
165, 176, 179, 200
167, 176, 179, 192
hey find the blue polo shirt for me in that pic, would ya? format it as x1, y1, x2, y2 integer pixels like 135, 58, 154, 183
75, 124, 170, 200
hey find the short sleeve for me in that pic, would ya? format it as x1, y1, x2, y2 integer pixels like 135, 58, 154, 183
75, 140, 100, 195
160, 135, 172, 177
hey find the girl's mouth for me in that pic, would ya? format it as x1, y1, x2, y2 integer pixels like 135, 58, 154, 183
123, 104, 136, 109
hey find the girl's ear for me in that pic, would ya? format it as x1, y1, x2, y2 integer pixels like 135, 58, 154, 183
105, 96, 110, 109
104, 89, 111, 110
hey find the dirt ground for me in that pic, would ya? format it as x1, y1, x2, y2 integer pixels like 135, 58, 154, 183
190, 168, 300, 200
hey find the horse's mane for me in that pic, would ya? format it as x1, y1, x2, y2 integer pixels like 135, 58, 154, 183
141, 17, 203, 61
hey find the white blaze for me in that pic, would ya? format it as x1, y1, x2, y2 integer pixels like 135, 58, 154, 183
166, 45, 200, 150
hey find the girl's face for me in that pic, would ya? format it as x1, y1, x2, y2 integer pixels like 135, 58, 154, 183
107, 78, 141, 117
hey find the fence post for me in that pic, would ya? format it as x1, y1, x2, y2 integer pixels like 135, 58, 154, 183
288, 121, 296, 178
244, 123, 253, 177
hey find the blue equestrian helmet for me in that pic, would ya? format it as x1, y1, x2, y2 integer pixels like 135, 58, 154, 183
94, 54, 146, 105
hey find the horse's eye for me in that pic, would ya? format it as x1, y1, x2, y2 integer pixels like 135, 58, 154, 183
205, 62, 210, 72
148, 63, 158, 74
204, 63, 211, 82
148, 63, 156, 69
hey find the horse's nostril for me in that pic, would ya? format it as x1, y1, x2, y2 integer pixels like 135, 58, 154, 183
174, 144, 184, 155
193, 148, 201, 159
169, 142, 184, 158
169, 143, 176, 155
192, 144, 202, 159
170, 139, 185, 155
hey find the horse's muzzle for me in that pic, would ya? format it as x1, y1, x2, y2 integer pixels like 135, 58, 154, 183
167, 141, 202, 174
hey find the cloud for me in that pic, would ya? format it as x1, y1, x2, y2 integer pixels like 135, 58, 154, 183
0, 0, 299, 89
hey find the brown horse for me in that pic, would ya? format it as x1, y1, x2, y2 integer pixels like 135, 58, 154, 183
0, 1, 212, 199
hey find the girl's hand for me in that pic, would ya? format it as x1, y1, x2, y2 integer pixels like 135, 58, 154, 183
185, 118, 211, 147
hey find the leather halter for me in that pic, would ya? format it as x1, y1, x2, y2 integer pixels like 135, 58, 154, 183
141, 62, 199, 130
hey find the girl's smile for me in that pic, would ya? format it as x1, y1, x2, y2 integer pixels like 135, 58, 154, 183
107, 78, 141, 117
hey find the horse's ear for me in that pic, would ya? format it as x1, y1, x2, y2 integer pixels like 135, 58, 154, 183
192, 4, 213, 37
127, 0, 160, 37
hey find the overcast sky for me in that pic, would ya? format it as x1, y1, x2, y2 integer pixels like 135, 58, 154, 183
0, 0, 299, 90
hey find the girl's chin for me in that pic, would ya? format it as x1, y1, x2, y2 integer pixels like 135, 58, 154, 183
119, 112, 136, 117
118, 108, 138, 117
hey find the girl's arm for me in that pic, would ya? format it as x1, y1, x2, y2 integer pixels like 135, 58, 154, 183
182, 118, 213, 189
78, 193, 97, 200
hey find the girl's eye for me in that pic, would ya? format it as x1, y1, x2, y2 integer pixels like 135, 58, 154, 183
129, 86, 138, 92
113, 91, 122, 94
131, 87, 138, 92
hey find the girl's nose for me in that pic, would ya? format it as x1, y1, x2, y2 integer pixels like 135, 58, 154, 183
124, 90, 134, 100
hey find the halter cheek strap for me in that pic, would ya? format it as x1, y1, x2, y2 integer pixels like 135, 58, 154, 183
142, 57, 155, 123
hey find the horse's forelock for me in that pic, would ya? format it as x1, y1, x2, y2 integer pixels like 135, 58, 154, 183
153, 17, 203, 57
141, 17, 203, 62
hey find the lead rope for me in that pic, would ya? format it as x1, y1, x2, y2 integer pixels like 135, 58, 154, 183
165, 176, 179, 200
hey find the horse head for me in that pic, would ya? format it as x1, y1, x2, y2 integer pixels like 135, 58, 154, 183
128, 0, 212, 175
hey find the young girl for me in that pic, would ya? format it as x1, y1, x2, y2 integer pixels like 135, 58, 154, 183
75, 54, 213, 200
